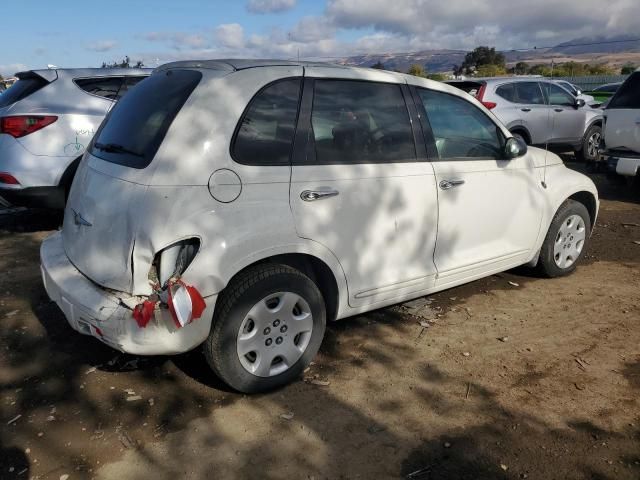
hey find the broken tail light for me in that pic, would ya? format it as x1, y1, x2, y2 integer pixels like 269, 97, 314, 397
0, 115, 58, 138
167, 281, 206, 328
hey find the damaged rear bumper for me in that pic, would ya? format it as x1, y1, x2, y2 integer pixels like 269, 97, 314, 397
40, 231, 216, 355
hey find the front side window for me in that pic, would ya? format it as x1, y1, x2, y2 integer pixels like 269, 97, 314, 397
543, 83, 575, 107
90, 69, 201, 169
418, 89, 503, 160
515, 82, 545, 105
233, 78, 301, 166
310, 80, 416, 164
75, 77, 125, 100
608, 73, 640, 109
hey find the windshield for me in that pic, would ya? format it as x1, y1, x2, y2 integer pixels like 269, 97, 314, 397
0, 76, 48, 108
90, 69, 202, 169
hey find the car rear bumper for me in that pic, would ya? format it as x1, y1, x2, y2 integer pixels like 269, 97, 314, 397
0, 185, 65, 208
604, 153, 640, 177
40, 231, 215, 355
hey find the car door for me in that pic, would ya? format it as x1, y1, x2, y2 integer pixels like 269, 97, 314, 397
513, 81, 551, 146
289, 71, 439, 308
541, 82, 584, 145
413, 86, 544, 289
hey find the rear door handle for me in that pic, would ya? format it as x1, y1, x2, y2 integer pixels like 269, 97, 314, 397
300, 189, 339, 202
520, 108, 531, 112
554, 108, 564, 112
439, 179, 465, 190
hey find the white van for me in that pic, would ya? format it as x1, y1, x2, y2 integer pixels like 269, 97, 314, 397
41, 60, 598, 393
602, 69, 640, 178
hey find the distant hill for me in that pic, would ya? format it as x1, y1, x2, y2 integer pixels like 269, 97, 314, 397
340, 35, 640, 73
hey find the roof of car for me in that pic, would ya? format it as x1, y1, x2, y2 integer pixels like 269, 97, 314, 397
155, 59, 350, 72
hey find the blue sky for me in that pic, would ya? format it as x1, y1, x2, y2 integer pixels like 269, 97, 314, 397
2, 0, 638, 76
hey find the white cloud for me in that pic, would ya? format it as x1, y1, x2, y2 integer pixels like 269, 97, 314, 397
86, 40, 118, 52
246, 0, 296, 14
0, 63, 29, 77
215, 23, 245, 49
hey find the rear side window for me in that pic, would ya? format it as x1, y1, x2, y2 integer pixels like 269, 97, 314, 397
515, 82, 545, 105
90, 69, 201, 169
232, 78, 302, 165
496, 83, 516, 102
75, 77, 125, 100
419, 89, 503, 160
114, 76, 147, 100
310, 80, 416, 164
0, 76, 48, 108
608, 73, 640, 109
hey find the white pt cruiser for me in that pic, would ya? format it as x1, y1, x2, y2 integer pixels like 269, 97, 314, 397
41, 60, 599, 393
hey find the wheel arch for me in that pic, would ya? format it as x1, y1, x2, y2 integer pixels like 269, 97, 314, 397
567, 190, 598, 231
218, 248, 347, 322
508, 125, 532, 144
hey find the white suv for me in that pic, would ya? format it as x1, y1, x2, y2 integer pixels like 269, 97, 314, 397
41, 60, 598, 393
0, 68, 150, 208
602, 69, 640, 178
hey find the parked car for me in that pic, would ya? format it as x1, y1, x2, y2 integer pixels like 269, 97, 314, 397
446, 78, 603, 163
553, 80, 595, 105
601, 69, 640, 178
41, 60, 598, 393
0, 67, 150, 208
585, 82, 623, 103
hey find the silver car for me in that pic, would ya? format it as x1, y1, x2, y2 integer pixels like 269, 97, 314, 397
446, 78, 603, 163
0, 67, 150, 208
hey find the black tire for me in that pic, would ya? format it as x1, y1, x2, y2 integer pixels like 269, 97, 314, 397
203, 263, 326, 393
575, 124, 601, 163
536, 200, 591, 278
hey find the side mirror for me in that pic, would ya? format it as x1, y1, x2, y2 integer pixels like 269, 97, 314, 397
505, 137, 527, 159
575, 98, 586, 109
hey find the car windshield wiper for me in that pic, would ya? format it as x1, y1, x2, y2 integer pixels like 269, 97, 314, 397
94, 142, 143, 157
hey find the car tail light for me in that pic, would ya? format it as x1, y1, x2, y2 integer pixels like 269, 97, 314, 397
0, 173, 20, 185
474, 83, 496, 109
167, 281, 206, 328
0, 115, 58, 138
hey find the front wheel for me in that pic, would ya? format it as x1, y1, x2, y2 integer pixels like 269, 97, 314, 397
203, 264, 326, 393
536, 200, 591, 277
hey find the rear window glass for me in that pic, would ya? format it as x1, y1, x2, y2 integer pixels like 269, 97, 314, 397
608, 73, 640, 109
74, 77, 124, 100
496, 83, 516, 102
90, 69, 201, 169
0, 76, 48, 108
446, 81, 483, 97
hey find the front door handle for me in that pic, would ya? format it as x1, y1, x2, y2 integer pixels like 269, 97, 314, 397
554, 108, 564, 112
300, 189, 339, 202
439, 179, 465, 190
521, 108, 531, 112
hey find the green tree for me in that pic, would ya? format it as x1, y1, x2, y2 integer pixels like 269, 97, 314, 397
426, 73, 446, 81
407, 64, 426, 78
475, 64, 507, 77
621, 63, 636, 75
514, 62, 529, 75
101, 55, 144, 68
371, 61, 385, 70
461, 46, 505, 74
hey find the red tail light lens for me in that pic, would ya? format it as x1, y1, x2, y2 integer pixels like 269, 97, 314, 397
474, 83, 496, 109
0, 115, 58, 138
0, 173, 20, 185
482, 101, 497, 110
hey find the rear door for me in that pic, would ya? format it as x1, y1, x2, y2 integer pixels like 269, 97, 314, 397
414, 87, 543, 287
290, 71, 439, 307
63, 69, 203, 292
541, 82, 583, 145
513, 81, 551, 145
604, 72, 640, 152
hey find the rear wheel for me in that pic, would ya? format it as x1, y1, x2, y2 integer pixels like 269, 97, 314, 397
203, 264, 326, 393
575, 124, 601, 164
536, 200, 591, 277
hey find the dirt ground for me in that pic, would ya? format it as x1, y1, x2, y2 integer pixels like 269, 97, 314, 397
1, 164, 639, 480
